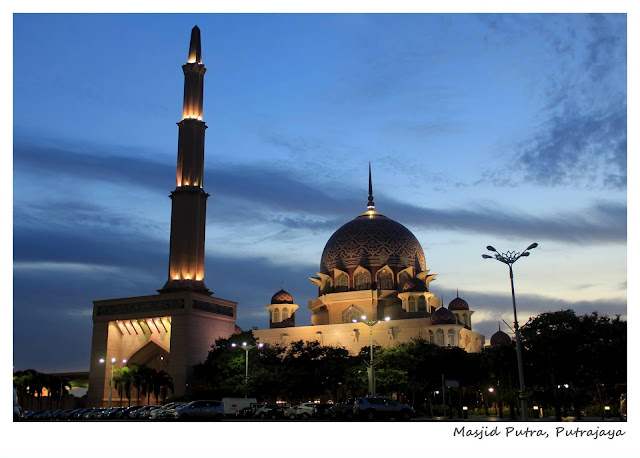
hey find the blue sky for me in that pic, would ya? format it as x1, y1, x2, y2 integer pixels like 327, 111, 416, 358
12, 13, 627, 373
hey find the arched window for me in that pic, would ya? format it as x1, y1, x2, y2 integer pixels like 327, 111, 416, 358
437, 329, 445, 346
461, 314, 467, 327
418, 296, 426, 311
273, 308, 280, 322
282, 308, 289, 320
336, 273, 349, 292
428, 330, 435, 344
355, 271, 370, 290
408, 296, 417, 312
447, 329, 455, 346
398, 272, 410, 289
377, 270, 393, 290
342, 305, 364, 324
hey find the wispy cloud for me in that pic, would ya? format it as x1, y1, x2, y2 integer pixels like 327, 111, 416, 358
15, 138, 626, 246
515, 103, 626, 190
477, 14, 626, 191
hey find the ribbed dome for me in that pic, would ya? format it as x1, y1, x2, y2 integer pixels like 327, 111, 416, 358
490, 330, 512, 346
402, 277, 428, 292
320, 210, 426, 274
430, 306, 458, 325
448, 296, 469, 311
271, 289, 293, 304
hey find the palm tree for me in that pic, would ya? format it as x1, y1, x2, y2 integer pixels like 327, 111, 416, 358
152, 370, 174, 405
130, 363, 152, 405
140, 365, 156, 405
113, 367, 133, 407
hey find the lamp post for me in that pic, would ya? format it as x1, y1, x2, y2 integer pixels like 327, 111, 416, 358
482, 242, 537, 421
99, 357, 127, 408
231, 342, 263, 398
352, 315, 390, 396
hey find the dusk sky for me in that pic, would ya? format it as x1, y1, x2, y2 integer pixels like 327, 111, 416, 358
12, 13, 627, 373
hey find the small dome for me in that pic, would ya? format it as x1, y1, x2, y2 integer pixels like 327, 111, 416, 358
271, 289, 293, 304
490, 330, 512, 346
430, 306, 457, 325
402, 277, 428, 292
448, 296, 469, 311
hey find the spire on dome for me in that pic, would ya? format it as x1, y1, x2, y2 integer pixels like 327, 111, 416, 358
367, 162, 375, 210
188, 26, 202, 64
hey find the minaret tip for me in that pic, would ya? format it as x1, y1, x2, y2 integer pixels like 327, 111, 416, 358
188, 25, 202, 64
367, 162, 375, 210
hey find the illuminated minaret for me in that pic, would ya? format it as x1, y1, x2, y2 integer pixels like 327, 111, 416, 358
161, 26, 210, 295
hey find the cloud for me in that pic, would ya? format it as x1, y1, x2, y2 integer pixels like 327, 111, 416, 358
384, 199, 626, 244
476, 14, 627, 191
14, 137, 626, 247
515, 103, 627, 190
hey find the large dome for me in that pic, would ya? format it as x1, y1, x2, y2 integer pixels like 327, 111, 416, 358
320, 210, 426, 274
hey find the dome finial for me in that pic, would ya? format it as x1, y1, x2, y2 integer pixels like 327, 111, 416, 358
456, 288, 459, 298
281, 280, 284, 290
367, 162, 375, 210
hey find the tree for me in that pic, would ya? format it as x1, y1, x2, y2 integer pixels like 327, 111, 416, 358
113, 366, 133, 406
152, 370, 174, 405
520, 310, 627, 419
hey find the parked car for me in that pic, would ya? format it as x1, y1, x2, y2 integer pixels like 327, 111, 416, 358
82, 408, 106, 420
330, 398, 356, 420
93, 407, 122, 420
115, 405, 143, 419
150, 402, 186, 420
313, 403, 333, 419
173, 400, 225, 421
283, 405, 301, 419
13, 388, 21, 422
128, 406, 156, 420
254, 404, 278, 419
353, 396, 414, 421
283, 403, 315, 420
261, 405, 286, 420
236, 406, 257, 419
59, 408, 85, 420
138, 406, 163, 420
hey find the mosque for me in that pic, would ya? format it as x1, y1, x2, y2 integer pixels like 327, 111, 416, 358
253, 164, 485, 353
85, 27, 486, 407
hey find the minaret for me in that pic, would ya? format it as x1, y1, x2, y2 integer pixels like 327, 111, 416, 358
161, 26, 210, 295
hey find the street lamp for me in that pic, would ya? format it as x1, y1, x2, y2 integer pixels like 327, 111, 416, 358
482, 242, 537, 421
99, 357, 127, 408
231, 342, 263, 398
352, 315, 390, 396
